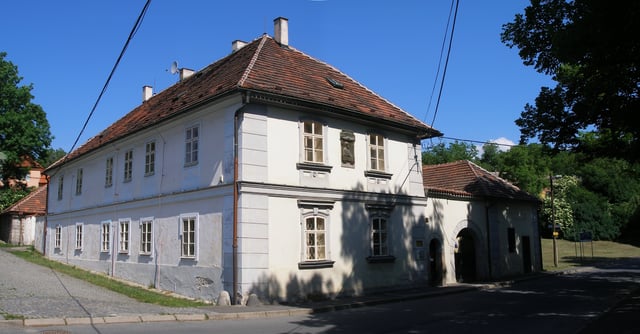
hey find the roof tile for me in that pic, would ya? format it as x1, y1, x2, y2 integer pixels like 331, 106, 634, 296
423, 160, 539, 202
47, 35, 440, 171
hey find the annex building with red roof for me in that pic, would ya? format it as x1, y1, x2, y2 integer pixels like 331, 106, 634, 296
422, 160, 541, 285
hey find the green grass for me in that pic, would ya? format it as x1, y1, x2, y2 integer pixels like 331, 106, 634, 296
541, 238, 640, 271
6, 247, 207, 308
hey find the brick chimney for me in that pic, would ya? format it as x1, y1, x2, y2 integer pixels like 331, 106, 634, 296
274, 17, 288, 46
142, 85, 153, 102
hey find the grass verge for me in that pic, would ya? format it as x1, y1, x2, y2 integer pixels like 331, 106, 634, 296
541, 238, 640, 271
6, 247, 207, 308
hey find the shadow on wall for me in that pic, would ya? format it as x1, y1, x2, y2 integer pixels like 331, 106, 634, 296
248, 181, 448, 303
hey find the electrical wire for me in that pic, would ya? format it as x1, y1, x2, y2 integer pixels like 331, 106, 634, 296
59, 0, 152, 169
424, 0, 456, 123
430, 0, 459, 129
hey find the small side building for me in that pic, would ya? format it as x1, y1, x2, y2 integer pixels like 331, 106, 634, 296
423, 160, 541, 286
0, 185, 47, 251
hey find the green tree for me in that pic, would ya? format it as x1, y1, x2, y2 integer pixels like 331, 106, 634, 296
39, 147, 66, 168
422, 140, 478, 165
0, 52, 53, 184
501, 0, 640, 161
478, 143, 501, 172
496, 144, 551, 196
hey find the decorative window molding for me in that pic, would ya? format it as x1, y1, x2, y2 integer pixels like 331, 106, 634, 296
185, 125, 199, 167
145, 141, 156, 176
140, 217, 154, 256
180, 213, 198, 259
296, 162, 333, 173
364, 170, 393, 180
100, 221, 111, 253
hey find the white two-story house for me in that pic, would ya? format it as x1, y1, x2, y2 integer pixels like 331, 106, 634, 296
44, 18, 442, 303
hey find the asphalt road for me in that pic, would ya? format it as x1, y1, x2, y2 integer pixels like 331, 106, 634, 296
1, 247, 639, 334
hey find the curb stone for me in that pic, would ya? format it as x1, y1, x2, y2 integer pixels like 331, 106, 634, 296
0, 282, 520, 328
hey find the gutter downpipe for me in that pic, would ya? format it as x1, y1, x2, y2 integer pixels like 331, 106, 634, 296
233, 94, 248, 305
485, 200, 493, 280
43, 175, 50, 255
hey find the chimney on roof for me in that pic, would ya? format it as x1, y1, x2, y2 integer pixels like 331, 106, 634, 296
232, 40, 247, 52
179, 68, 195, 81
274, 17, 289, 46
142, 85, 153, 102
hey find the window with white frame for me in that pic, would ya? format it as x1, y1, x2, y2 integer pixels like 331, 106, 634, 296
185, 125, 199, 166
180, 214, 197, 258
297, 200, 335, 269
105, 157, 113, 187
371, 217, 389, 256
123, 150, 133, 182
365, 204, 395, 263
302, 120, 324, 163
54, 225, 61, 249
75, 223, 83, 250
369, 134, 385, 171
75, 168, 83, 195
304, 215, 326, 261
145, 141, 155, 176
57, 175, 64, 200
140, 218, 153, 255
119, 219, 130, 253
100, 221, 111, 252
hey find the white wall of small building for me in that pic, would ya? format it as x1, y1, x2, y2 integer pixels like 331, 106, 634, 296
425, 196, 541, 285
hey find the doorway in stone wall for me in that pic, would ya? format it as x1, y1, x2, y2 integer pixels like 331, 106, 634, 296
429, 238, 443, 286
454, 228, 476, 282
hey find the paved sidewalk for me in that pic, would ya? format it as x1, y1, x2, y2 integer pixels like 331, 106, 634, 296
0, 247, 489, 328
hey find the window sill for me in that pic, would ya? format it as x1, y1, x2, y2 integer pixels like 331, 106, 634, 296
297, 162, 333, 173
298, 260, 335, 270
366, 255, 396, 264
364, 170, 392, 180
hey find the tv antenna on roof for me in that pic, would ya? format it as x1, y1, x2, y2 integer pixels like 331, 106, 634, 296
168, 61, 179, 75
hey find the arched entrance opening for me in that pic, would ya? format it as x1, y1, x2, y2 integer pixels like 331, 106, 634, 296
454, 228, 476, 283
429, 238, 443, 286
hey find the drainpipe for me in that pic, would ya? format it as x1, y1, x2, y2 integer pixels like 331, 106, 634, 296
233, 95, 248, 304
43, 175, 50, 256
485, 200, 493, 280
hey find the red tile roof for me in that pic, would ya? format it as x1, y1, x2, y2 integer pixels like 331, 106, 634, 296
422, 160, 539, 202
47, 35, 441, 171
2, 185, 47, 215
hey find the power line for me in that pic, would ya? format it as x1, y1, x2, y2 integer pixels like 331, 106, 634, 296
64, 0, 152, 160
423, 136, 520, 149
427, 0, 460, 129
424, 0, 456, 123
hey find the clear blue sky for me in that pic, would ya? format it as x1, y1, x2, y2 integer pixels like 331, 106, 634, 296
1, 0, 551, 154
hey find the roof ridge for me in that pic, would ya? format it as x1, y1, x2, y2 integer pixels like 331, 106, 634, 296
238, 34, 268, 87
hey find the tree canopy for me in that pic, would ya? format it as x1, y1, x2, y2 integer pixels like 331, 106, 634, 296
0, 52, 53, 183
501, 0, 640, 161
